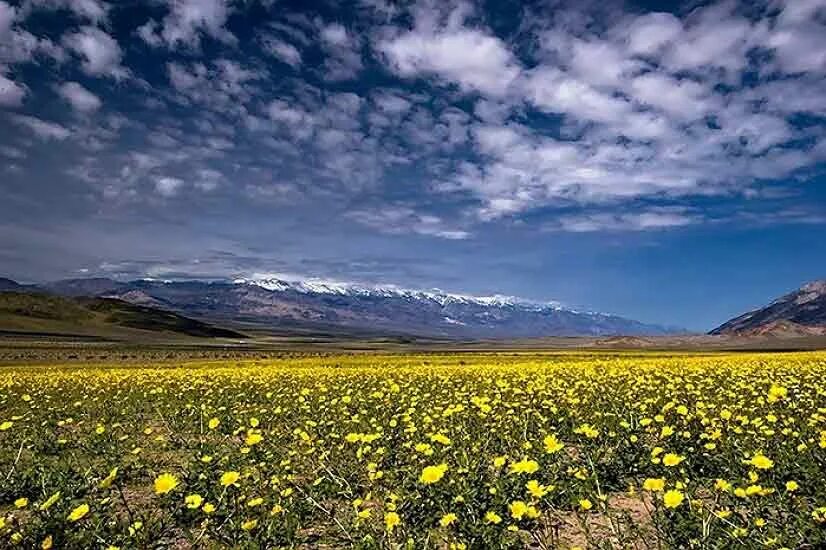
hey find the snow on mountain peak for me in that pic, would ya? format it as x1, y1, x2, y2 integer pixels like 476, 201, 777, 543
233, 276, 569, 311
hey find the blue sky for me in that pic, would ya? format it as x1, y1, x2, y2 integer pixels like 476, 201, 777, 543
0, 0, 825, 331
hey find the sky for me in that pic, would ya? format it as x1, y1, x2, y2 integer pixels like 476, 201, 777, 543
0, 0, 825, 331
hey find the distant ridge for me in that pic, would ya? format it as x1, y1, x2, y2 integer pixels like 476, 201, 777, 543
15, 275, 683, 338
711, 280, 826, 335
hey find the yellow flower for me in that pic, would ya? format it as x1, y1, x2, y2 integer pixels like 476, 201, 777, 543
202, 503, 216, 514
574, 423, 599, 438
67, 503, 90, 522
662, 453, 684, 467
41, 535, 53, 550
184, 494, 203, 509
543, 434, 564, 454
154, 473, 179, 495
484, 511, 502, 524
220, 471, 241, 487
415, 442, 433, 455
0, 421, 12, 431
747, 452, 774, 470
241, 519, 258, 531
14, 497, 28, 508
245, 432, 263, 446
526, 479, 550, 498
385, 511, 401, 532
714, 479, 732, 492
509, 500, 529, 519
509, 458, 539, 475
439, 513, 458, 527
492, 456, 507, 468
663, 489, 685, 509
247, 497, 264, 507
785, 480, 799, 492
419, 463, 448, 484
208, 417, 220, 429
579, 499, 593, 511
767, 384, 788, 402
642, 478, 665, 492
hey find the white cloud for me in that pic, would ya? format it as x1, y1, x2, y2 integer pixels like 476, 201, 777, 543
142, 0, 235, 49
56, 81, 101, 112
377, 3, 519, 97
624, 12, 683, 56
11, 113, 70, 140
0, 1, 64, 66
0, 72, 26, 107
768, 24, 826, 74
522, 66, 632, 125
661, 5, 756, 75
348, 206, 470, 239
0, 1, 15, 36
260, 34, 301, 68
63, 26, 128, 79
555, 209, 697, 232
155, 176, 184, 197
319, 23, 363, 81
569, 38, 637, 87
628, 72, 715, 120
166, 59, 264, 111
766, 1, 826, 75
372, 89, 412, 115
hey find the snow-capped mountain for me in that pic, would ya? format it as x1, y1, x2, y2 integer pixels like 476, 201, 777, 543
234, 276, 568, 310
34, 276, 681, 338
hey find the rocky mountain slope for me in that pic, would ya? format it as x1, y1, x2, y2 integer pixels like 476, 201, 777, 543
710, 280, 826, 335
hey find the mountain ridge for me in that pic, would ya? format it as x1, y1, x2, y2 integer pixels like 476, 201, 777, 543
12, 275, 682, 338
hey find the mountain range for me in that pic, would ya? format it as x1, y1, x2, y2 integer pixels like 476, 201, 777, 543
2, 276, 681, 339
3, 276, 824, 341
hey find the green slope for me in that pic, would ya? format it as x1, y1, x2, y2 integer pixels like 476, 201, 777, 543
0, 291, 245, 340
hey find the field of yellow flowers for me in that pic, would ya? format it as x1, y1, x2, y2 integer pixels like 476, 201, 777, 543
1, 351, 825, 549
